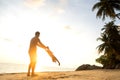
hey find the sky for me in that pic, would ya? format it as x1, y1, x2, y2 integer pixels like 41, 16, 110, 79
0, 0, 118, 71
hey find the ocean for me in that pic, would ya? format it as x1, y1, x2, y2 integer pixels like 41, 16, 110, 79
0, 63, 75, 74
0, 63, 28, 73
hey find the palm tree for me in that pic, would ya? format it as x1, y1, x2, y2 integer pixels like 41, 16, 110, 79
97, 21, 120, 55
97, 33, 115, 56
102, 21, 119, 40
97, 33, 118, 68
96, 21, 120, 68
103, 21, 120, 54
92, 0, 120, 20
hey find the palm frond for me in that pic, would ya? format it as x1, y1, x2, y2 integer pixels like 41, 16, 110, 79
92, 2, 102, 11
97, 43, 105, 54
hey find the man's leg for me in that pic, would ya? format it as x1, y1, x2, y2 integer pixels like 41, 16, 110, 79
29, 52, 37, 76
27, 62, 32, 76
27, 53, 33, 76
32, 62, 36, 75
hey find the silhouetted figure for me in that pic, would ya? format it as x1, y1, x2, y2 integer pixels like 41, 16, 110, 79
27, 31, 60, 76
27, 31, 48, 76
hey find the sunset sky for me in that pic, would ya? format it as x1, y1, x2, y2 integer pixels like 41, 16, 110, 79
0, 0, 119, 71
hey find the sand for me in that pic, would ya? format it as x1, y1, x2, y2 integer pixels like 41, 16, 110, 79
0, 69, 120, 80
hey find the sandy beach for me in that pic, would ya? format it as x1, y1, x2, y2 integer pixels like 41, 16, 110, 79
0, 69, 120, 80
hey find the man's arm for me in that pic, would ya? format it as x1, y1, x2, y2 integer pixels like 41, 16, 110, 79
37, 39, 48, 49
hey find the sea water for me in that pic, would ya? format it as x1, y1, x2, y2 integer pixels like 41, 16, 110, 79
0, 63, 75, 73
0, 63, 28, 73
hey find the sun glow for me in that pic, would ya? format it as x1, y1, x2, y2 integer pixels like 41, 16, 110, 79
0, 7, 64, 64
0, 0, 100, 72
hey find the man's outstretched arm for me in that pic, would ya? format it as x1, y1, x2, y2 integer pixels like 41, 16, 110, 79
37, 39, 48, 49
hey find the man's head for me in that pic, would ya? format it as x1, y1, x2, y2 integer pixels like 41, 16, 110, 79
35, 31, 40, 37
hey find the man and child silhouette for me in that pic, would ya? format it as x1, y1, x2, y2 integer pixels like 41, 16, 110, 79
27, 31, 60, 76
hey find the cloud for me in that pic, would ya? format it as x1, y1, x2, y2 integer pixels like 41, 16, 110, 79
54, 7, 65, 14
24, 0, 46, 8
64, 26, 72, 30
59, 0, 68, 6
63, 25, 81, 35
48, 0, 68, 17
0, 37, 12, 42
56, 0, 68, 14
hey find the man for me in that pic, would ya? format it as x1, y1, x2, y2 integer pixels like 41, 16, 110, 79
27, 31, 48, 76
